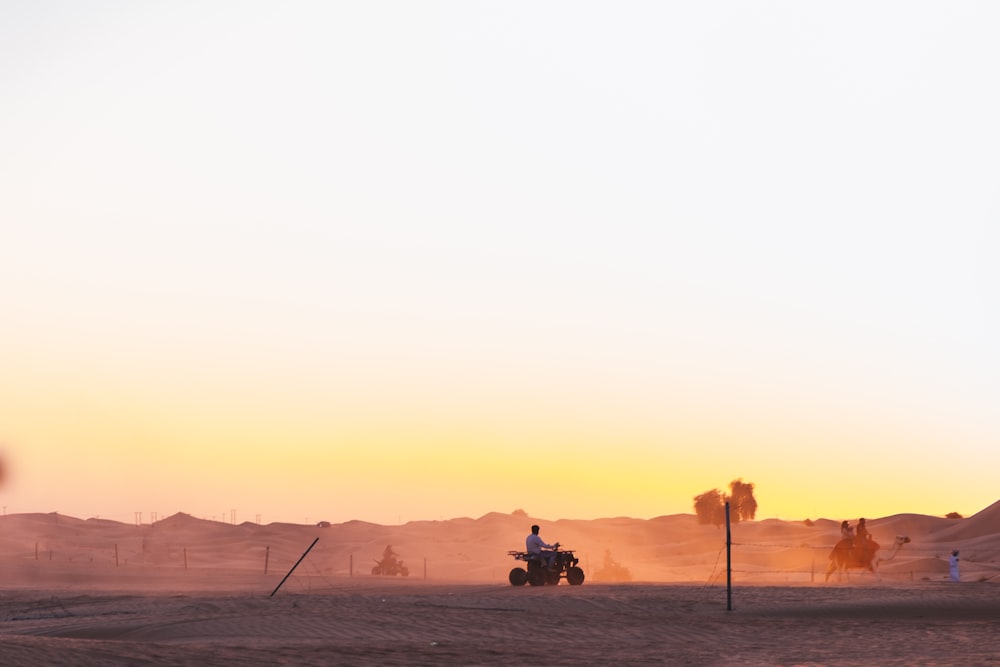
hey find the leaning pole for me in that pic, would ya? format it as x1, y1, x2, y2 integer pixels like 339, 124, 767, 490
270, 537, 320, 598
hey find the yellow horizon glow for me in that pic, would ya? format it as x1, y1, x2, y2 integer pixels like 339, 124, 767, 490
2, 3, 998, 526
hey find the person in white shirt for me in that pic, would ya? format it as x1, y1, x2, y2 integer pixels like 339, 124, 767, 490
526, 524, 560, 570
949, 550, 960, 582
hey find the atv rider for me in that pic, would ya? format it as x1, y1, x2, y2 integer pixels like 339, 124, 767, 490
383, 544, 398, 564
526, 524, 560, 570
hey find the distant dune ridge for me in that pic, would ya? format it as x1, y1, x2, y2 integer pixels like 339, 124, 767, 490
3, 502, 999, 588
3, 505, 1000, 666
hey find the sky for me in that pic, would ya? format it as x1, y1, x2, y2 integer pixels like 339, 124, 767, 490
2, 1, 998, 526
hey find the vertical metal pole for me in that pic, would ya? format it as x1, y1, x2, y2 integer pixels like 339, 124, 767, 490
115, 544, 119, 567
184, 548, 188, 570
350, 553, 353, 577
424, 557, 427, 580
725, 502, 732, 612
264, 546, 270, 575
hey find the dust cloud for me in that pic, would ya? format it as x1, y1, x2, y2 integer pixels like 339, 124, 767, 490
4, 504, 998, 589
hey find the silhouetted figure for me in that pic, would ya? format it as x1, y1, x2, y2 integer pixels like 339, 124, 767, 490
525, 524, 559, 570
840, 521, 855, 546
383, 544, 397, 565
372, 545, 409, 576
595, 548, 632, 582
855, 518, 871, 559
949, 550, 960, 581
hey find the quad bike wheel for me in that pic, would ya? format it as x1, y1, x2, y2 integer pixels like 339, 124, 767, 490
527, 568, 547, 586
566, 566, 585, 586
509, 568, 528, 586
545, 569, 561, 585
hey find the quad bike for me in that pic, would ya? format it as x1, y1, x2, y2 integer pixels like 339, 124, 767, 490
592, 549, 632, 582
507, 547, 585, 586
372, 555, 409, 576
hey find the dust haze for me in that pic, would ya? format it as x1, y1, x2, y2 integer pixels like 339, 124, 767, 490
4, 504, 999, 590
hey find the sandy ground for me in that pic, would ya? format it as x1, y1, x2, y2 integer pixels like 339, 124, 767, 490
2, 579, 1000, 666
3, 505, 1000, 665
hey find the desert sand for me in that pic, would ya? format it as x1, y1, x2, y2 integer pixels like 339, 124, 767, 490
2, 503, 1000, 665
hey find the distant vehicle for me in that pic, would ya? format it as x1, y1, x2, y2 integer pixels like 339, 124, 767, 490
372, 557, 409, 576
372, 544, 409, 576
592, 549, 632, 582
507, 547, 585, 586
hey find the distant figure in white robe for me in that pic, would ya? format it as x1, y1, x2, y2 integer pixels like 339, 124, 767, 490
949, 550, 960, 582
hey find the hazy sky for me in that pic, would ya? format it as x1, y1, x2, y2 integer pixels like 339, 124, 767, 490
2, 2, 998, 525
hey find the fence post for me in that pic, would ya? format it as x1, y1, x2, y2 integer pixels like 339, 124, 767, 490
264, 546, 270, 575
184, 548, 188, 571
725, 502, 732, 612
115, 544, 119, 567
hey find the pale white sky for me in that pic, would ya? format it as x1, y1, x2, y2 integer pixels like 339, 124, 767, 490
1, 2, 998, 524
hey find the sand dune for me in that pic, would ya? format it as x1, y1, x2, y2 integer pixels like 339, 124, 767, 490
2, 505, 999, 665
3, 505, 1000, 586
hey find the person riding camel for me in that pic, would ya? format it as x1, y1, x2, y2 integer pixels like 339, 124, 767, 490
840, 521, 854, 546
855, 518, 871, 560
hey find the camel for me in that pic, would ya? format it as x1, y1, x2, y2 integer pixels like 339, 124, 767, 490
825, 534, 910, 582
